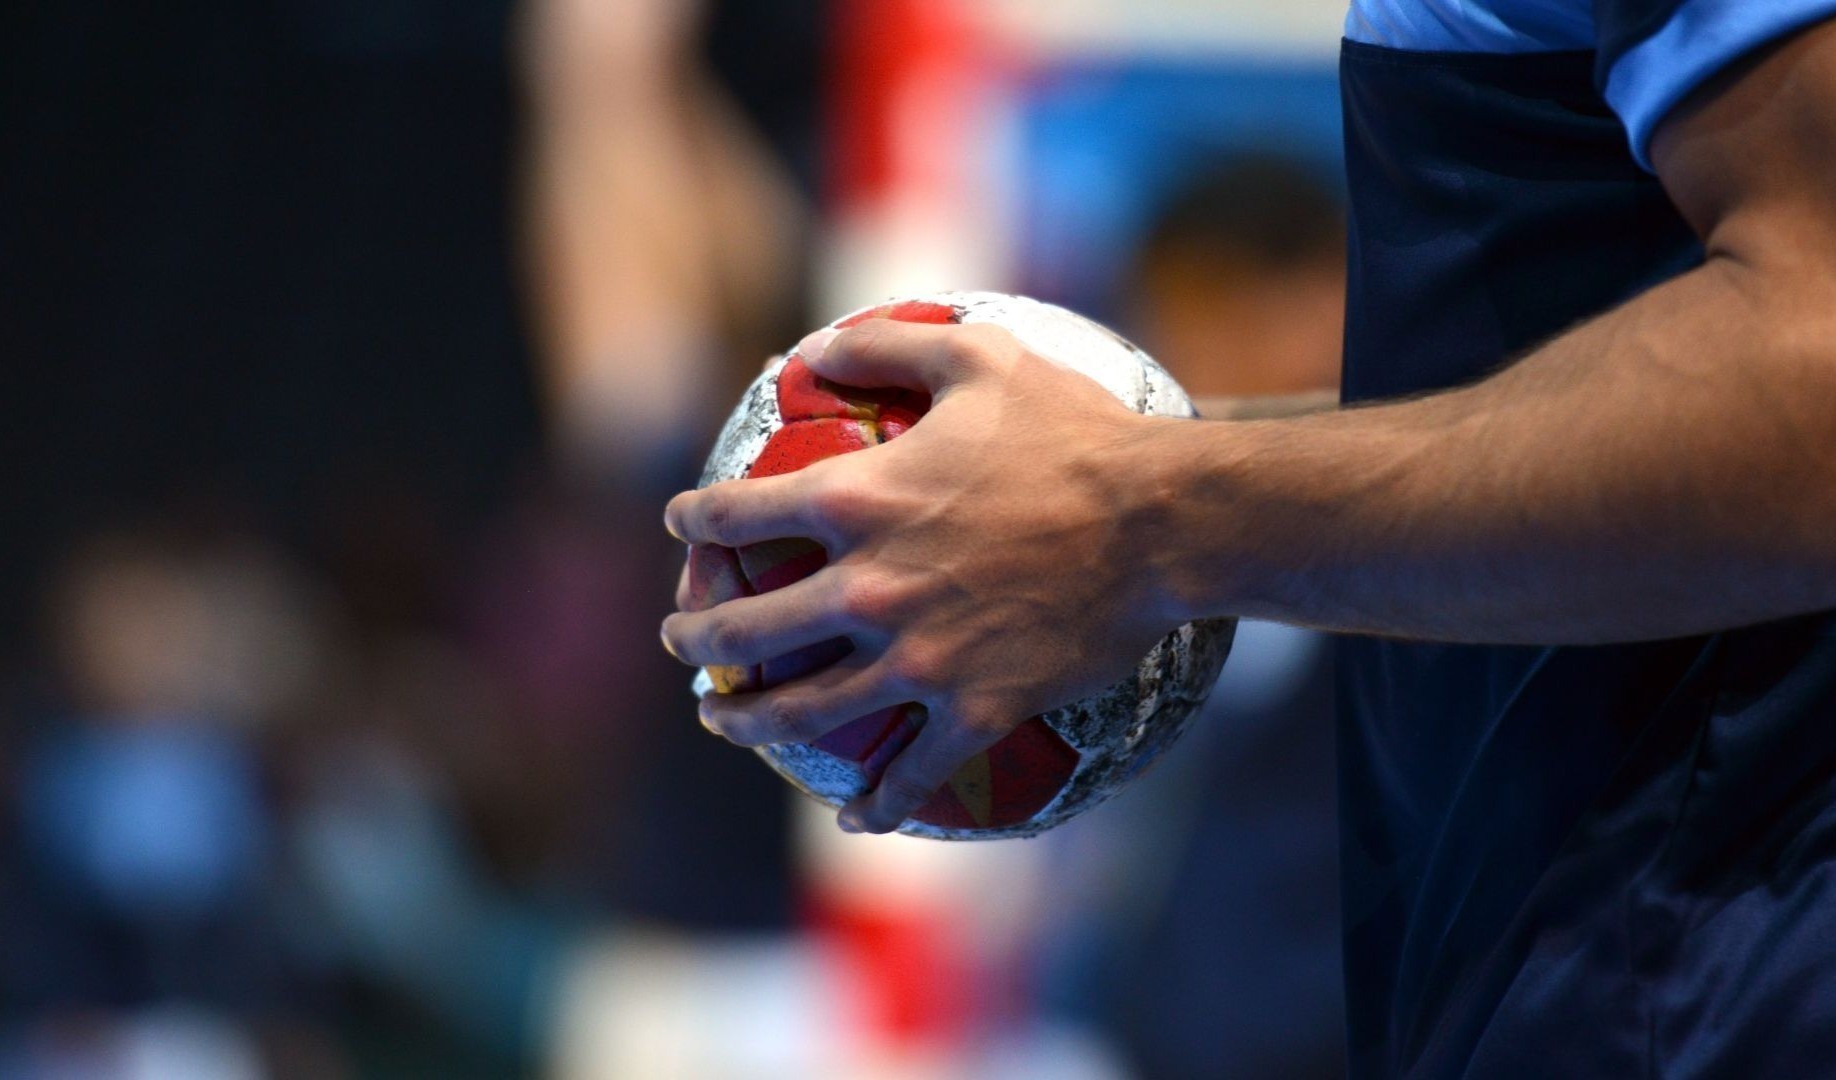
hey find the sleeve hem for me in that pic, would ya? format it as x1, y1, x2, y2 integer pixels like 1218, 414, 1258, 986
1604, 0, 1836, 172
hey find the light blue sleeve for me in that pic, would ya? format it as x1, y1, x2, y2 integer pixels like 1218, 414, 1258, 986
1603, 0, 1836, 170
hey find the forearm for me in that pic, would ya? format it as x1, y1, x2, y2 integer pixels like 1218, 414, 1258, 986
1140, 254, 1836, 644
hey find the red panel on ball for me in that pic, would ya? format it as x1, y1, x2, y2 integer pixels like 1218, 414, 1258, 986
737, 536, 828, 595
778, 358, 895, 422
748, 418, 880, 480
811, 704, 1077, 831
686, 543, 751, 610
836, 300, 960, 328
775, 358, 932, 434
914, 719, 1079, 830
877, 403, 923, 441
814, 703, 925, 777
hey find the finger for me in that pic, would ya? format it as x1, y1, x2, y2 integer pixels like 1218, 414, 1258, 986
798, 319, 1012, 396
839, 707, 1008, 835
674, 559, 692, 611
661, 572, 851, 668
665, 471, 828, 548
700, 655, 909, 747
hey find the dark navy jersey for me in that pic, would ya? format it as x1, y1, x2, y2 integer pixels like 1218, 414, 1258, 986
1337, 1, 1836, 1077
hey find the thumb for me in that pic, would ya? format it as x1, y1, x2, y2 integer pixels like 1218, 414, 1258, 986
798, 318, 1007, 396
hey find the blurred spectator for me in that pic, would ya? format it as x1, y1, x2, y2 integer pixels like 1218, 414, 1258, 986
2, 529, 349, 1077
508, 0, 824, 933
0, 0, 1360, 1076
0, 0, 540, 663
516, 0, 818, 481
503, 3, 829, 1074
1035, 155, 1347, 1080
1, 0, 821, 1075
1129, 156, 1345, 411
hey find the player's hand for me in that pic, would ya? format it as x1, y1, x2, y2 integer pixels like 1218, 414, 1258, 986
660, 318, 1183, 833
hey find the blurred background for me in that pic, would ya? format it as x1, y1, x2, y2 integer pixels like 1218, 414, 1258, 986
0, 1, 1348, 1076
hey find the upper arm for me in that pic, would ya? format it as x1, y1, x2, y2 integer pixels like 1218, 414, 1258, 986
1646, 16, 1836, 271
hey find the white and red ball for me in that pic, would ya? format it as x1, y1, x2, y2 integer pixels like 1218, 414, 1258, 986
688, 291, 1234, 839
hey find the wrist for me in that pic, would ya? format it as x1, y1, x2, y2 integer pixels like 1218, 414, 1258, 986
1113, 408, 1415, 629
1109, 414, 1267, 627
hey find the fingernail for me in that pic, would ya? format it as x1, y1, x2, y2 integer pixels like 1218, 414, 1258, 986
837, 809, 864, 834
697, 699, 721, 733
797, 327, 840, 365
659, 624, 679, 660
663, 508, 684, 543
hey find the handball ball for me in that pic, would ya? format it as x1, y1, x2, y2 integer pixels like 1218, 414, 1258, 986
687, 291, 1235, 840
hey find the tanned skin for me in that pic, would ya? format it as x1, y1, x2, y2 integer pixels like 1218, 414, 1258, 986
662, 20, 1836, 834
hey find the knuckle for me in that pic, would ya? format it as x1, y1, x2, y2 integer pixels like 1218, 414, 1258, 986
698, 491, 735, 544
884, 645, 942, 694
855, 317, 898, 344
836, 570, 897, 627
841, 320, 891, 361
763, 696, 809, 743
808, 470, 866, 530
706, 616, 751, 662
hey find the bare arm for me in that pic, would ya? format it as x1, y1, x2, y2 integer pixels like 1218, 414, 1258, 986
1138, 19, 1836, 643
518, 0, 802, 469
660, 20, 1836, 832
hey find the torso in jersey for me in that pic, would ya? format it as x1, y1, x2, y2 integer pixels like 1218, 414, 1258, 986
1336, 1, 1836, 1076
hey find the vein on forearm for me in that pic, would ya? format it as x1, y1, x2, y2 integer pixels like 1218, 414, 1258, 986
1156, 256, 1836, 644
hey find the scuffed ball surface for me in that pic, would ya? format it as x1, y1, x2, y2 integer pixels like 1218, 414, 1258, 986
691, 292, 1235, 840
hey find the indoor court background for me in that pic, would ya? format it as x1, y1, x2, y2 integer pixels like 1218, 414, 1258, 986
0, 1, 1349, 1076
